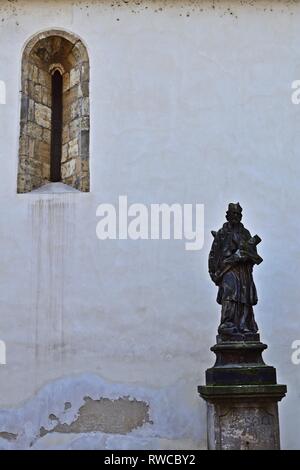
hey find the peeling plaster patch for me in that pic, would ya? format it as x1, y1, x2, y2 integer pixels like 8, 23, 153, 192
0, 373, 202, 450
0, 431, 18, 441
40, 397, 149, 436
48, 414, 59, 421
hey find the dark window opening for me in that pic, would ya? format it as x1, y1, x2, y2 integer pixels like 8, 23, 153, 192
50, 70, 63, 182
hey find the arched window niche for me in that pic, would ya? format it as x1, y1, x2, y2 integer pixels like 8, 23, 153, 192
17, 30, 90, 193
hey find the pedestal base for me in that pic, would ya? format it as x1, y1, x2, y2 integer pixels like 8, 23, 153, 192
199, 384, 287, 450
199, 335, 287, 450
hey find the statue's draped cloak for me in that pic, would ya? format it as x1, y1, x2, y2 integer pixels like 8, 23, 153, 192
209, 222, 258, 306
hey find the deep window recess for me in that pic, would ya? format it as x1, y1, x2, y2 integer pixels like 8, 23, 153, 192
50, 70, 63, 182
17, 31, 90, 193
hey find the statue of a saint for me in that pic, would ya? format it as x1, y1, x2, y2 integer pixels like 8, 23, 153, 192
209, 203, 263, 337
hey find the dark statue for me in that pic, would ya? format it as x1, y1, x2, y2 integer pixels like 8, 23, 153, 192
209, 203, 263, 338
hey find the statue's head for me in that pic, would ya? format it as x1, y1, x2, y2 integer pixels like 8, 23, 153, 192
226, 202, 243, 225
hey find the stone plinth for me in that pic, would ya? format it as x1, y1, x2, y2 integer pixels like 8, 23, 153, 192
199, 335, 287, 450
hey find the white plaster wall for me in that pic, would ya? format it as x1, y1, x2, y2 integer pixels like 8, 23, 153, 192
0, 0, 299, 449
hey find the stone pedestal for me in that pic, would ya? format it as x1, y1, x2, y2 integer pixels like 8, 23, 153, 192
198, 335, 287, 450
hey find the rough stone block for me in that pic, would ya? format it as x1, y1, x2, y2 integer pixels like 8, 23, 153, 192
42, 128, 51, 145
38, 69, 51, 88
81, 159, 89, 175
69, 138, 79, 158
17, 174, 26, 193
36, 140, 50, 163
32, 65, 39, 82
67, 51, 77, 68
63, 104, 71, 123
34, 84, 42, 103
19, 135, 29, 156
63, 72, 70, 93
70, 67, 80, 88
41, 87, 51, 107
22, 62, 31, 81
81, 62, 89, 82
20, 94, 33, 123
80, 176, 90, 192
28, 99, 35, 121
64, 85, 81, 108
72, 41, 89, 62
24, 122, 43, 140
35, 103, 51, 129
29, 138, 35, 159
71, 100, 81, 120
62, 125, 70, 145
80, 81, 89, 97
82, 97, 89, 116
61, 158, 76, 179
80, 130, 89, 158
80, 117, 89, 131
19, 157, 41, 177
20, 95, 29, 123
69, 118, 81, 140
62, 143, 69, 163
42, 163, 50, 180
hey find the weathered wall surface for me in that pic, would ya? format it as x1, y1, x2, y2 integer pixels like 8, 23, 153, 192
0, 0, 300, 449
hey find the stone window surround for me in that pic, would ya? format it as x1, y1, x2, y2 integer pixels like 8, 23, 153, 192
17, 29, 90, 194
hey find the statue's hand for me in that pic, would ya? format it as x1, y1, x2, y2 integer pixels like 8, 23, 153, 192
224, 253, 239, 264
225, 249, 249, 264
238, 250, 249, 262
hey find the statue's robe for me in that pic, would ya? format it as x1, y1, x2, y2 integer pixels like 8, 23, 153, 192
208, 222, 261, 334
